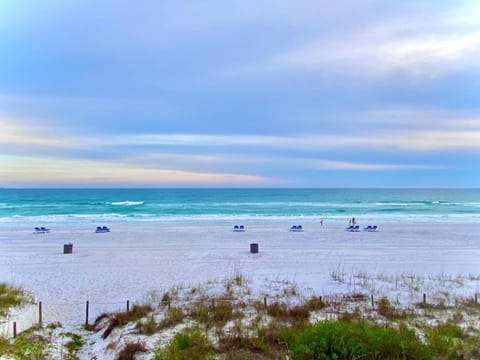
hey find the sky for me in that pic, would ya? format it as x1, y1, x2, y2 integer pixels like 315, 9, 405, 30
0, 0, 479, 187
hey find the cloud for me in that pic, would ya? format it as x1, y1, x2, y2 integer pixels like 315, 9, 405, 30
102, 128, 480, 152
225, 3, 480, 78
301, 159, 441, 171
0, 155, 270, 186
3, 115, 480, 155
0, 118, 71, 147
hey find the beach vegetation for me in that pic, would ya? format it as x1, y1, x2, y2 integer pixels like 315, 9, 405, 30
45, 322, 62, 330
0, 282, 31, 317
158, 306, 185, 330
266, 302, 310, 327
60, 332, 84, 359
305, 295, 326, 311
285, 321, 432, 360
338, 307, 363, 322
136, 314, 157, 335
116, 340, 147, 360
154, 327, 215, 360
0, 327, 49, 359
425, 322, 464, 358
97, 303, 153, 339
161, 292, 171, 306
190, 298, 236, 329
376, 296, 409, 320
22, 275, 480, 359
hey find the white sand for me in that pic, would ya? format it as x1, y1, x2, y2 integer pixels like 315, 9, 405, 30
1, 221, 479, 326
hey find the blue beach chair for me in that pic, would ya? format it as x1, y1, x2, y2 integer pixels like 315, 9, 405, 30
34, 227, 50, 234
95, 226, 110, 233
233, 225, 246, 232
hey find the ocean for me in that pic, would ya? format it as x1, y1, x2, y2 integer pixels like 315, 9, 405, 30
1, 188, 479, 224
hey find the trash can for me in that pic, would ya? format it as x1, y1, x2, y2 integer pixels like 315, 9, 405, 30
250, 243, 259, 253
63, 243, 73, 254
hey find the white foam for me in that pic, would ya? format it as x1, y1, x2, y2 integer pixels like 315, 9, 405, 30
109, 201, 144, 206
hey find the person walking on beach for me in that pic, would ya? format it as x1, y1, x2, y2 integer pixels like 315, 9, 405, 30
320, 219, 323, 226
352, 217, 356, 225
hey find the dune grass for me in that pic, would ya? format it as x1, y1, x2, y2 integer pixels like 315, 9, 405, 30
0, 282, 31, 317
8, 275, 480, 359
154, 327, 215, 360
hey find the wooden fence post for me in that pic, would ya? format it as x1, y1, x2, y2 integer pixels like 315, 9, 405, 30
39, 301, 42, 325
85, 301, 89, 326
423, 293, 426, 305
126, 300, 130, 313
13, 322, 17, 338
371, 294, 374, 308
264, 296, 267, 308
475, 293, 478, 305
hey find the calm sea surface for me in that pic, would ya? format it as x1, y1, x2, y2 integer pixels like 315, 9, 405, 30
0, 188, 479, 224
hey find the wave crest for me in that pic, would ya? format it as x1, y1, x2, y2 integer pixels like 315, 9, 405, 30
109, 201, 144, 206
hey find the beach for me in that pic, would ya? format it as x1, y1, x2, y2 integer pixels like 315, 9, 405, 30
1, 221, 479, 327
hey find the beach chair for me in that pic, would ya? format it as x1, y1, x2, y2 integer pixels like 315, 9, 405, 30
34, 227, 50, 234
95, 226, 110, 233
346, 225, 360, 232
233, 225, 244, 232
290, 225, 303, 232
364, 226, 372, 231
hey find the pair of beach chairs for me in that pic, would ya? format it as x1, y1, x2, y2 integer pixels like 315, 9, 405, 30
346, 225, 360, 232
290, 225, 303, 232
95, 226, 110, 233
346, 225, 379, 232
34, 227, 50, 234
233, 225, 246, 232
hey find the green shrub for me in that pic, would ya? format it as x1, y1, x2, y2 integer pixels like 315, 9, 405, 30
0, 329, 49, 359
154, 328, 215, 360
286, 321, 432, 360
425, 323, 464, 357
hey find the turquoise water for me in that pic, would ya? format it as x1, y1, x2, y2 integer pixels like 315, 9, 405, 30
0, 188, 479, 224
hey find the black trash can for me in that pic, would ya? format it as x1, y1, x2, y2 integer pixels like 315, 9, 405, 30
250, 243, 259, 253
63, 243, 73, 254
